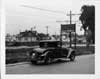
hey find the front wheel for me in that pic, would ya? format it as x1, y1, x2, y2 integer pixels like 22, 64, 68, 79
44, 57, 52, 64
31, 60, 37, 64
44, 51, 52, 64
70, 53, 75, 61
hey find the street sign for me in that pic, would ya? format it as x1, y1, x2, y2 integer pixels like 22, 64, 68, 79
61, 24, 76, 32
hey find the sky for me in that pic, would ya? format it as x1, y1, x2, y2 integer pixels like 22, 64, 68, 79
5, 0, 95, 35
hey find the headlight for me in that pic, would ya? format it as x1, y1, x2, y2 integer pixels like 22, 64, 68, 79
32, 53, 35, 56
31, 53, 35, 58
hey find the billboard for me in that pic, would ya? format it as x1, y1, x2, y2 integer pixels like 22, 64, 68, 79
61, 24, 76, 32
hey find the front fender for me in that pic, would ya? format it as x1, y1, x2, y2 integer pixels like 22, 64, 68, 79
40, 51, 49, 56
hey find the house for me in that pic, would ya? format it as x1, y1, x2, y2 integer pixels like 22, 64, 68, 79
6, 34, 12, 42
16, 30, 37, 42
37, 33, 50, 40
51, 35, 60, 41
6, 34, 16, 42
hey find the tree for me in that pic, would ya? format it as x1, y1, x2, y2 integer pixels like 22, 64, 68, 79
79, 5, 95, 44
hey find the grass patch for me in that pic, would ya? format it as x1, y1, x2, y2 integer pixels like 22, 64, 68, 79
75, 46, 94, 55
6, 46, 95, 64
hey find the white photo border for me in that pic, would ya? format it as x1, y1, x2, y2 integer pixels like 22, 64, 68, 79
1, 0, 100, 79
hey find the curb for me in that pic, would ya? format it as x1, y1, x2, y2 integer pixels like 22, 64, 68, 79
6, 62, 30, 67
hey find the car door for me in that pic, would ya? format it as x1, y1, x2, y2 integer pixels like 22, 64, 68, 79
61, 48, 69, 57
51, 47, 61, 58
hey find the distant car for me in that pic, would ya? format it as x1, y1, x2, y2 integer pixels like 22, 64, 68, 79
29, 40, 76, 64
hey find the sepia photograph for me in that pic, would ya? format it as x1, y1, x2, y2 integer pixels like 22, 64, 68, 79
5, 0, 95, 75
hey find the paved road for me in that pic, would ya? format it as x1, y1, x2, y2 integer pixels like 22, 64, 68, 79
6, 54, 94, 74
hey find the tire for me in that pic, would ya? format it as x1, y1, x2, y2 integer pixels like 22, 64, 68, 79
44, 51, 52, 64
70, 53, 75, 61
30, 53, 38, 64
31, 60, 37, 64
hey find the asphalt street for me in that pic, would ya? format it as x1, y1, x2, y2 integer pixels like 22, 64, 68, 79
6, 54, 94, 74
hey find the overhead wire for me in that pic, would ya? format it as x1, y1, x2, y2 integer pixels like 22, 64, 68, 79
21, 5, 66, 15
20, 5, 67, 22
20, 5, 81, 23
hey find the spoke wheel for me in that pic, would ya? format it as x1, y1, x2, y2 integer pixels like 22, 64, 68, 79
70, 54, 75, 61
44, 51, 52, 64
47, 57, 52, 63
44, 56, 52, 64
31, 60, 37, 64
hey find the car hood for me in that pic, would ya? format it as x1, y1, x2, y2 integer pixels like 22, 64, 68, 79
33, 48, 47, 53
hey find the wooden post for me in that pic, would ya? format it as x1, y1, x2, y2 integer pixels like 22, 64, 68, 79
69, 11, 72, 48
60, 26, 62, 48
69, 32, 71, 48
74, 24, 76, 49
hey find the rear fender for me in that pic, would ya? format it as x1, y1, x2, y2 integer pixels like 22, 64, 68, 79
67, 48, 74, 58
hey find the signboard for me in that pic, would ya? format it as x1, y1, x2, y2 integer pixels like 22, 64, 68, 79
61, 24, 76, 32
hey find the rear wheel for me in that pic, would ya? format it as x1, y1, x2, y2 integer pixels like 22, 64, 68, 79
44, 57, 52, 64
70, 53, 75, 61
31, 60, 37, 64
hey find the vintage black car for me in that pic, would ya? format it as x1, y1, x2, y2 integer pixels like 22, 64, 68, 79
29, 40, 76, 64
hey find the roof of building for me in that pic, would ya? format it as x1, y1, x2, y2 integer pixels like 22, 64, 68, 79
17, 30, 37, 37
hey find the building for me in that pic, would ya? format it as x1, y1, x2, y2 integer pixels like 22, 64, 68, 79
76, 35, 87, 43
51, 35, 60, 41
6, 34, 16, 42
37, 33, 50, 40
16, 30, 37, 42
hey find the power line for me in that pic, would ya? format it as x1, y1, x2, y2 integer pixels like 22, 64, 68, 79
21, 5, 81, 22
56, 20, 79, 23
21, 5, 66, 14
20, 5, 68, 20
67, 13, 81, 16
66, 11, 81, 24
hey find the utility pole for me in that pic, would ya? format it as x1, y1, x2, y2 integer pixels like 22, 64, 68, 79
67, 11, 80, 48
75, 23, 76, 49
46, 26, 48, 35
55, 32, 57, 40
69, 11, 72, 48
46, 26, 49, 40
60, 27, 62, 48
33, 26, 36, 31
31, 27, 33, 42
30, 26, 36, 42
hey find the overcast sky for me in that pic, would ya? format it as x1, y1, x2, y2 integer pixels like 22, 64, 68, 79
5, 0, 95, 35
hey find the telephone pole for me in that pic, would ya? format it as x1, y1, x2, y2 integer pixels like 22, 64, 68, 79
67, 11, 72, 48
67, 11, 80, 48
46, 26, 49, 40
31, 27, 33, 42
69, 11, 72, 24
46, 26, 48, 35
69, 11, 72, 48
